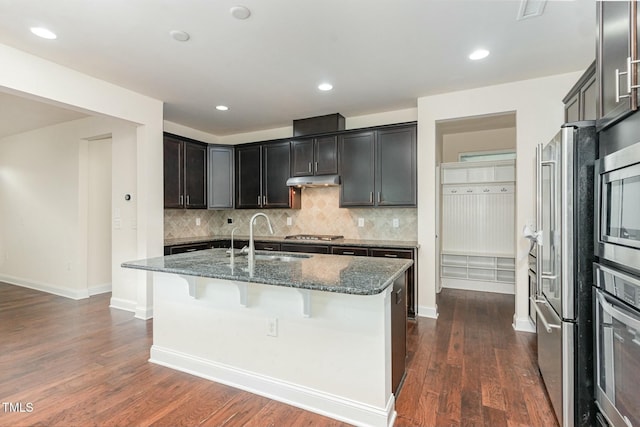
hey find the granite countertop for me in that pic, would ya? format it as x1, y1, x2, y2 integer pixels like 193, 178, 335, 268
164, 235, 419, 249
122, 248, 413, 296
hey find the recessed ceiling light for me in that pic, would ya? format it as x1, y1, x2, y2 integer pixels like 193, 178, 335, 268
230, 6, 251, 20
216, 105, 229, 111
469, 49, 490, 60
318, 83, 333, 91
30, 27, 57, 40
170, 30, 190, 42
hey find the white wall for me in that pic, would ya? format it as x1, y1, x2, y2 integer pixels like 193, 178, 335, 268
0, 43, 163, 318
215, 108, 418, 145
442, 127, 516, 163
417, 71, 582, 329
0, 117, 137, 300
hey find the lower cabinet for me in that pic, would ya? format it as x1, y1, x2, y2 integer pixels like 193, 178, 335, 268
370, 248, 416, 319
391, 272, 408, 395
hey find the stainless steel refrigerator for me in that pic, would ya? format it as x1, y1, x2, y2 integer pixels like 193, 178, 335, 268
531, 121, 597, 427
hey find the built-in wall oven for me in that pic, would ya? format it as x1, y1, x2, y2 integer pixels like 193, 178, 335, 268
593, 263, 640, 427
595, 141, 640, 270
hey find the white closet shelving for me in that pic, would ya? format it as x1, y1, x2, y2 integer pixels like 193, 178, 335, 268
440, 160, 516, 294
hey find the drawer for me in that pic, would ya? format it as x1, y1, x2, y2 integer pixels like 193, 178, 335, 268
369, 248, 413, 260
281, 243, 329, 254
254, 242, 280, 251
167, 242, 211, 255
331, 246, 368, 256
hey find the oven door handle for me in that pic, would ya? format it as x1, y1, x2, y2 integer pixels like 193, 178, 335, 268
531, 296, 561, 333
597, 291, 640, 331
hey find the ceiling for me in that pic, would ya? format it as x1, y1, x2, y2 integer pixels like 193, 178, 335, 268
0, 0, 595, 138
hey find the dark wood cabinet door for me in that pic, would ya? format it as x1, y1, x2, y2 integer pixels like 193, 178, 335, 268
376, 126, 417, 207
235, 145, 262, 209
208, 145, 234, 209
339, 131, 375, 207
263, 141, 292, 207
390, 273, 407, 394
598, 1, 633, 128
163, 136, 184, 208
184, 141, 207, 209
291, 139, 314, 177
314, 135, 338, 175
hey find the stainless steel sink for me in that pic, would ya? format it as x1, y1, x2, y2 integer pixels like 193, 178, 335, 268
254, 253, 311, 262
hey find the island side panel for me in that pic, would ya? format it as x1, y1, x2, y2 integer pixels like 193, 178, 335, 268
149, 272, 394, 426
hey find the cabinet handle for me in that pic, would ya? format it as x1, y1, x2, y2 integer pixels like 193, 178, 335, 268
257, 195, 261, 206
384, 254, 398, 258
308, 162, 312, 173
180, 195, 184, 205
377, 192, 381, 203
343, 251, 355, 255
395, 288, 403, 305
263, 247, 274, 251
263, 195, 267, 205
315, 162, 318, 173
369, 192, 373, 203
186, 195, 190, 205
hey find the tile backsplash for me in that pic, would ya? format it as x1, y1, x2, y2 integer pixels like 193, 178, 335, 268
164, 187, 417, 241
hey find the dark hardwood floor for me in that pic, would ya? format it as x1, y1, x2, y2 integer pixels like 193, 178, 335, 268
0, 283, 557, 427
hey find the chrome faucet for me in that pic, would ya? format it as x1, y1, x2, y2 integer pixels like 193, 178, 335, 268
245, 212, 274, 268
229, 226, 239, 265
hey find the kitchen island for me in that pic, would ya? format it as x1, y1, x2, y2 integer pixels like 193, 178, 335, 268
122, 249, 412, 427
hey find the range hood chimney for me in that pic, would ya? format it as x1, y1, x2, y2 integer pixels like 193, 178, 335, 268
286, 174, 340, 188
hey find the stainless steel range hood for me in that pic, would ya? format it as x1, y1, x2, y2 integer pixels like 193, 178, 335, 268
286, 174, 340, 187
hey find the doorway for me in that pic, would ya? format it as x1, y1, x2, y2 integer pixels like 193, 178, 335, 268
86, 136, 112, 294
435, 112, 517, 300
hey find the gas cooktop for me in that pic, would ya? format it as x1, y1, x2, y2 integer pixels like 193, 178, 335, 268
284, 234, 344, 241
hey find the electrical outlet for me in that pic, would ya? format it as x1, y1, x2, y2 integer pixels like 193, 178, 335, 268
227, 218, 233, 224
267, 318, 278, 337
196, 217, 201, 226
286, 217, 292, 226
392, 218, 399, 228
358, 218, 364, 227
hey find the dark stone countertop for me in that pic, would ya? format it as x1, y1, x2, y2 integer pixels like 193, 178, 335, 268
164, 235, 419, 250
122, 248, 412, 296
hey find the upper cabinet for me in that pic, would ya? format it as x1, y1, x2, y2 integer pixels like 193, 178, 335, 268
207, 145, 234, 209
164, 133, 207, 209
339, 124, 417, 207
290, 135, 338, 177
236, 141, 300, 209
563, 61, 596, 123
339, 131, 376, 206
597, 1, 640, 129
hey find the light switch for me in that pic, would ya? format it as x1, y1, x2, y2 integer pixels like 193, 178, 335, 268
286, 217, 292, 226
196, 217, 201, 226
392, 218, 399, 228
358, 218, 365, 227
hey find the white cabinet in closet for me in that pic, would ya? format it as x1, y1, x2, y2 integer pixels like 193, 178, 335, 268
440, 160, 516, 294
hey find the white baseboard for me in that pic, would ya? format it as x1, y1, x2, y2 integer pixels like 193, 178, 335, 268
417, 304, 438, 319
109, 297, 137, 313
135, 305, 153, 320
89, 282, 112, 296
0, 273, 89, 300
441, 278, 514, 295
512, 314, 536, 333
150, 345, 396, 427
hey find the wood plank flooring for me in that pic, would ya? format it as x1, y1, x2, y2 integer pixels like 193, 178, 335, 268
0, 283, 558, 426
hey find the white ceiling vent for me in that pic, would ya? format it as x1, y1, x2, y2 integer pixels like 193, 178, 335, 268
516, 0, 547, 21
